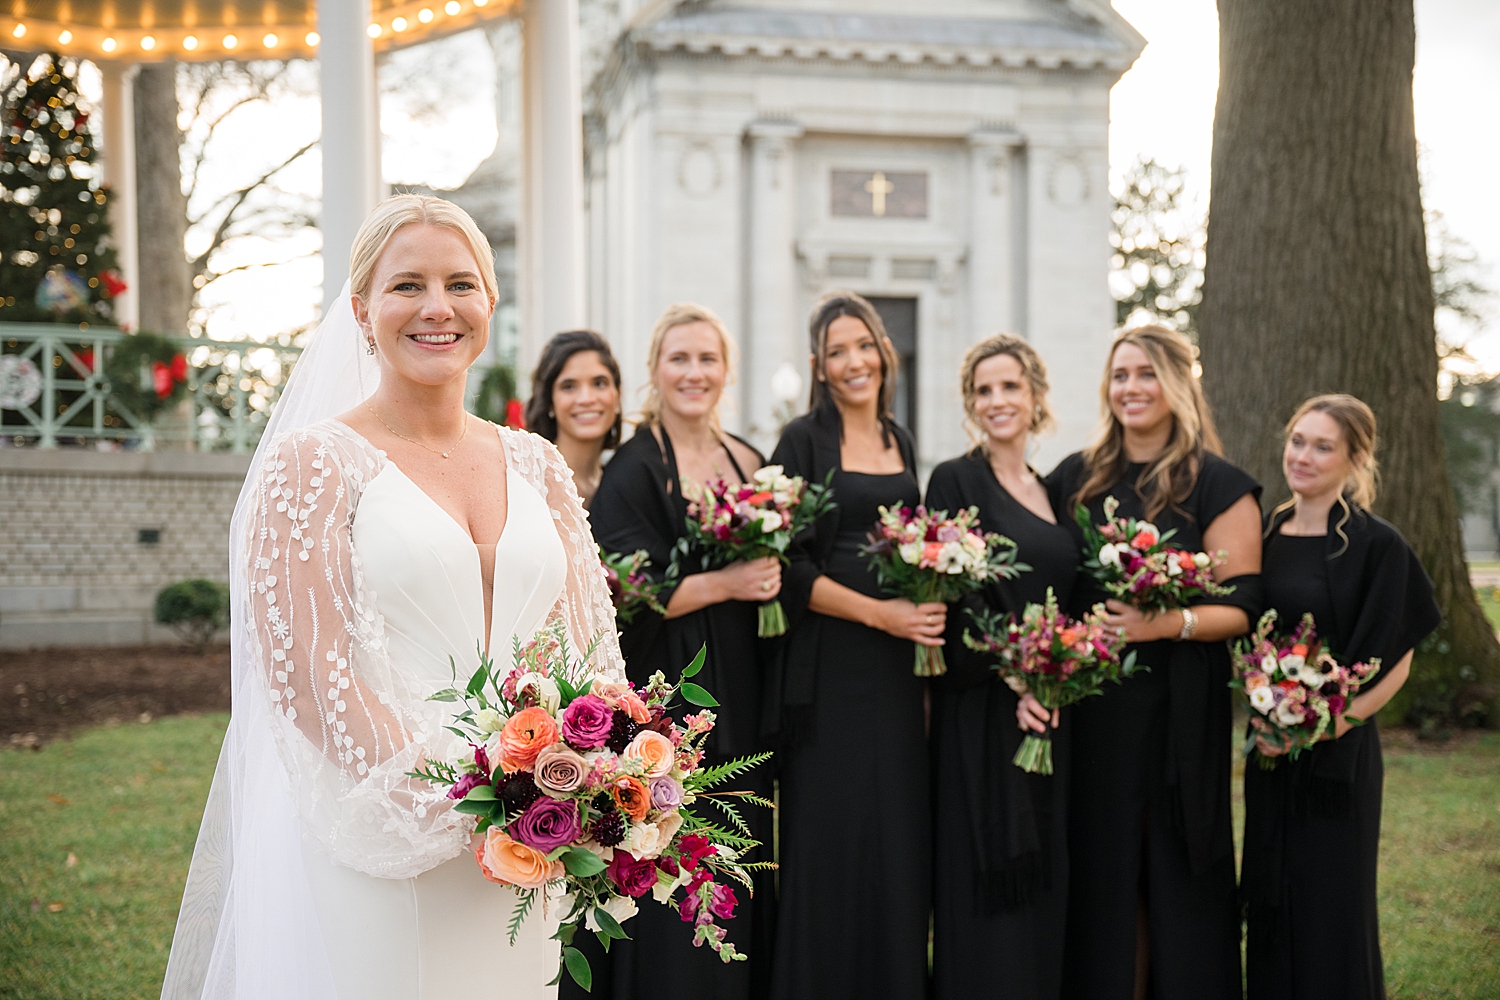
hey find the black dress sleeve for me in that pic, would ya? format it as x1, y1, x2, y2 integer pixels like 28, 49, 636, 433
1192, 453, 1262, 528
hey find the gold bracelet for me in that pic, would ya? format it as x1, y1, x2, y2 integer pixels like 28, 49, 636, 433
1177, 607, 1198, 641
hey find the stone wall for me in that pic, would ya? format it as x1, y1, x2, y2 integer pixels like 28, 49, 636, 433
0, 449, 251, 649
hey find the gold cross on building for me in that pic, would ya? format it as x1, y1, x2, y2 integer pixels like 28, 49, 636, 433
864, 171, 896, 216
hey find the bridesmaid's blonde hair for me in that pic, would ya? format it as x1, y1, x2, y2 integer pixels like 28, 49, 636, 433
348, 195, 498, 305
637, 302, 738, 428
959, 334, 1054, 448
1268, 394, 1380, 554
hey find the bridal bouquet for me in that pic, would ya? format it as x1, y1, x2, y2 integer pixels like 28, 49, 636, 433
681, 464, 835, 637
964, 589, 1139, 773
861, 504, 1027, 677
600, 547, 673, 626
1230, 609, 1381, 769
411, 623, 773, 990
1075, 496, 1232, 612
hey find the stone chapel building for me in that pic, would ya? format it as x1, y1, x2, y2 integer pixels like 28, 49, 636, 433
575, 0, 1144, 470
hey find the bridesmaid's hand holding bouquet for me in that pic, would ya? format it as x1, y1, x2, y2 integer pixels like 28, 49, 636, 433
600, 547, 673, 626
964, 589, 1140, 773
861, 504, 1028, 677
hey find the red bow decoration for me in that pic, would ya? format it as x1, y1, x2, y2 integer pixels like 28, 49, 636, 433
504, 398, 526, 429
99, 270, 128, 298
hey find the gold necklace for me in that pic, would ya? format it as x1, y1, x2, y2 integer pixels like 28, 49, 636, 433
364, 401, 469, 459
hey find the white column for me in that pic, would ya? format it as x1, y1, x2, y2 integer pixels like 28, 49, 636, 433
319, 0, 382, 312
518, 0, 586, 372
100, 63, 139, 331
967, 128, 1024, 339
744, 119, 803, 452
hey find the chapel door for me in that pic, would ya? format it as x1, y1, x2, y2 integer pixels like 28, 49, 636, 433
866, 296, 917, 443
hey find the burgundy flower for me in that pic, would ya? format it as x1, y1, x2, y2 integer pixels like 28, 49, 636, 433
676, 833, 715, 871
562, 694, 614, 749
709, 882, 737, 920
510, 796, 582, 853
447, 773, 489, 800
607, 849, 658, 898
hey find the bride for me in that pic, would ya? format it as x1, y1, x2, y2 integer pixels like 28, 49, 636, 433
161, 195, 625, 999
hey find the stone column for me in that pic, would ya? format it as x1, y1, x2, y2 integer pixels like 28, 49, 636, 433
319, 0, 381, 311
967, 128, 1025, 339
744, 119, 803, 452
519, 0, 586, 374
99, 63, 139, 331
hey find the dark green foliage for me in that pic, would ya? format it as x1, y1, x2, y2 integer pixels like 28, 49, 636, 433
1109, 157, 1204, 334
471, 363, 518, 424
153, 579, 230, 647
104, 331, 190, 421
0, 53, 121, 325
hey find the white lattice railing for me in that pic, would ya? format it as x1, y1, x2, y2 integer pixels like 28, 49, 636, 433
0, 322, 302, 452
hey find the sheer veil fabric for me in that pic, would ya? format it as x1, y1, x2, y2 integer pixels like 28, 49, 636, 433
161, 283, 625, 999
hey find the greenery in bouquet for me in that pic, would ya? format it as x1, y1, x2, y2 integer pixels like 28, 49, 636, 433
680, 465, 835, 637
1230, 610, 1381, 769
410, 624, 773, 990
1075, 495, 1232, 612
861, 503, 1028, 677
964, 588, 1140, 773
600, 547, 675, 626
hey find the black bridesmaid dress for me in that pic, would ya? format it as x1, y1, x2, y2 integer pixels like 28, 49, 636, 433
1045, 451, 1262, 1000
766, 407, 930, 1000
1243, 502, 1440, 1000
925, 450, 1080, 1000
585, 425, 776, 1000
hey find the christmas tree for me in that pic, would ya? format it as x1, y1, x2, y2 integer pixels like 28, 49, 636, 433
0, 53, 123, 326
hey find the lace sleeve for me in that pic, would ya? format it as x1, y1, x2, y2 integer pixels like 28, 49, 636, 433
503, 427, 627, 683
244, 426, 469, 878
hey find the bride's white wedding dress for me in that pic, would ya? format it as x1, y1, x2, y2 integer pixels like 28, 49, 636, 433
163, 413, 625, 1000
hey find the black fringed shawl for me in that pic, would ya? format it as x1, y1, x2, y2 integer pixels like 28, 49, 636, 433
762, 405, 917, 746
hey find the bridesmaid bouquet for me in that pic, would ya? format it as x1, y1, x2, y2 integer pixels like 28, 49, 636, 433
860, 504, 1027, 677
410, 623, 773, 990
600, 547, 673, 625
681, 464, 834, 637
1075, 496, 1233, 611
964, 589, 1139, 774
1230, 609, 1381, 769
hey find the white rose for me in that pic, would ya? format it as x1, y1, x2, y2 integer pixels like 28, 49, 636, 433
474, 707, 505, 735
1166, 559, 1183, 577
655, 809, 684, 843
1249, 686, 1276, 713
753, 465, 783, 490
759, 510, 784, 533
1260, 654, 1279, 675
1098, 544, 1122, 568
516, 672, 560, 714
1193, 551, 1213, 569
586, 894, 639, 932
898, 541, 923, 565
623, 820, 668, 860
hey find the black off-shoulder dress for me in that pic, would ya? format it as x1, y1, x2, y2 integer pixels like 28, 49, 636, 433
766, 407, 930, 1000
585, 426, 776, 1000
1243, 502, 1440, 1000
1045, 451, 1262, 1000
926, 450, 1081, 1000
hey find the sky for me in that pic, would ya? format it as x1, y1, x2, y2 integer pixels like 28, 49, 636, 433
1110, 0, 1500, 368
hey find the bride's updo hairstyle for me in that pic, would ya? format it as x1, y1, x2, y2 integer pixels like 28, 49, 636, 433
1074, 323, 1222, 521
348, 194, 499, 306
636, 301, 738, 429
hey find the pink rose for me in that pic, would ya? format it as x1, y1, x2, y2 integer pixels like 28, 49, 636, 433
562, 694, 614, 749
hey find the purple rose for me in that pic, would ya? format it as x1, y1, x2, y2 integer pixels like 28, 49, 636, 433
649, 776, 683, 811
562, 694, 615, 749
447, 772, 489, 801
510, 796, 581, 853
607, 849, 658, 898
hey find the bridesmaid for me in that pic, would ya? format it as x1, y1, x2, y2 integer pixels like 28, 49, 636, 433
524, 329, 623, 509
926, 335, 1077, 1000
1243, 394, 1439, 1000
589, 302, 778, 1000
768, 291, 942, 1000
1045, 325, 1263, 1000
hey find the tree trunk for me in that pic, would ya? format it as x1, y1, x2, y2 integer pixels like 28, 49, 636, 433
1199, 0, 1497, 727
134, 61, 192, 335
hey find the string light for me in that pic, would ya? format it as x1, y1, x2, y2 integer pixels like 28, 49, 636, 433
392, 16, 408, 31
183, 34, 199, 49
223, 33, 237, 48
305, 31, 320, 45
418, 8, 434, 23
445, 1, 461, 14
474, 0, 488, 7
367, 22, 382, 37
141, 35, 156, 50
58, 29, 72, 43
101, 36, 117, 52
263, 32, 278, 47
12, 23, 26, 38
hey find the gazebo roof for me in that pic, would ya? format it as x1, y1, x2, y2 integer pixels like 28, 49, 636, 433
3, 0, 516, 63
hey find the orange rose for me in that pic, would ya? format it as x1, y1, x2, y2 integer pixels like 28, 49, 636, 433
619, 690, 651, 724
499, 706, 559, 773
475, 829, 563, 890
611, 775, 651, 822
624, 730, 675, 779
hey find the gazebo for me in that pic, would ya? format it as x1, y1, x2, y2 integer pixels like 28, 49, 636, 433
2, 0, 585, 337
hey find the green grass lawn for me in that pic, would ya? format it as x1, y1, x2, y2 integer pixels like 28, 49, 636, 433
2, 716, 1497, 999
1476, 584, 1500, 632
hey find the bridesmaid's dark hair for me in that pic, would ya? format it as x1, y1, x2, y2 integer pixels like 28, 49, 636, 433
524, 330, 623, 450
807, 291, 901, 446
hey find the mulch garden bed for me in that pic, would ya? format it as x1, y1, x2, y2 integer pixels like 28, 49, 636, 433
0, 645, 231, 747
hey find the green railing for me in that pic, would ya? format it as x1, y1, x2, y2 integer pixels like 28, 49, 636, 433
0, 322, 303, 452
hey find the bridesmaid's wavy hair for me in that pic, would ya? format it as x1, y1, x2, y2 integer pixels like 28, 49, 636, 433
636, 302, 737, 430
959, 334, 1054, 449
1267, 394, 1379, 555
349, 194, 498, 305
807, 291, 901, 446
1073, 324, 1222, 521
525, 330, 623, 449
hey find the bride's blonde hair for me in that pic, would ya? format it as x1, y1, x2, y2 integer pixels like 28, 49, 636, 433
349, 195, 498, 305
